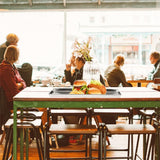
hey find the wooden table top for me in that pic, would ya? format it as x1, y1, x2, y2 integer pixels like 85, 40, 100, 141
14, 87, 160, 102
127, 79, 153, 83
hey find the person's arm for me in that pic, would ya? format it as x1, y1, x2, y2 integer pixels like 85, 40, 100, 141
64, 69, 72, 82
14, 69, 26, 90
2, 68, 20, 102
147, 68, 155, 80
16, 82, 24, 90
100, 74, 106, 86
64, 64, 77, 85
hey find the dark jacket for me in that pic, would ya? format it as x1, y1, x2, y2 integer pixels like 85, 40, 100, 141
64, 67, 105, 86
104, 64, 132, 87
18, 63, 33, 87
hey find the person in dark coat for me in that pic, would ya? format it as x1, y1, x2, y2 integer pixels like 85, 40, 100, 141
18, 63, 33, 87
104, 54, 132, 87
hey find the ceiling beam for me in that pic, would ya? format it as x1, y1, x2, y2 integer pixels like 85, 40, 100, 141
28, 0, 32, 6
63, 0, 66, 7
0, 1, 158, 10
98, 0, 101, 5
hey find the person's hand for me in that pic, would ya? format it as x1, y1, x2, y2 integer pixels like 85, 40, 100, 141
62, 77, 66, 83
16, 82, 23, 90
70, 55, 76, 67
104, 78, 109, 87
66, 64, 71, 71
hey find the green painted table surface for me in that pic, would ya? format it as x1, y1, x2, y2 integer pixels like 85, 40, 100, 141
13, 87, 160, 160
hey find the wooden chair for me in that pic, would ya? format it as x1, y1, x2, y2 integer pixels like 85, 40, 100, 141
0, 131, 5, 145
2, 112, 44, 160
93, 108, 132, 146
93, 108, 132, 124
134, 109, 155, 160
99, 123, 156, 160
44, 108, 98, 160
50, 109, 87, 124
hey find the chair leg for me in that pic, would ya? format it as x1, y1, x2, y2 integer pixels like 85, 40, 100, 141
103, 129, 107, 160
6, 129, 13, 160
52, 134, 59, 149
94, 115, 110, 145
127, 134, 130, 160
147, 134, 155, 160
0, 130, 5, 145
34, 128, 43, 160
134, 115, 143, 160
2, 127, 12, 160
89, 134, 92, 160
98, 125, 103, 160
85, 135, 88, 158
79, 116, 87, 142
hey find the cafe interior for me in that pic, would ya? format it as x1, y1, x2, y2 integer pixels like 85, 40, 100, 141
0, 0, 160, 160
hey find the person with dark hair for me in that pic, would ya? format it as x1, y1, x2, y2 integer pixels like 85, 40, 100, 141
65, 57, 105, 86
65, 57, 85, 85
0, 45, 26, 134
147, 51, 160, 80
0, 33, 19, 63
18, 63, 33, 87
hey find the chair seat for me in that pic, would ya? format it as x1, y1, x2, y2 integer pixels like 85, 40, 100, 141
107, 124, 156, 134
94, 109, 130, 116
139, 109, 155, 116
10, 111, 43, 119
49, 124, 97, 134
50, 109, 87, 116
5, 119, 42, 128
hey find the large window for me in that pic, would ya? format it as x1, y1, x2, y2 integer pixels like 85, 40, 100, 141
0, 10, 160, 80
0, 11, 64, 66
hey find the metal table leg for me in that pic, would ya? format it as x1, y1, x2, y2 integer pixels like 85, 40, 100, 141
13, 105, 17, 160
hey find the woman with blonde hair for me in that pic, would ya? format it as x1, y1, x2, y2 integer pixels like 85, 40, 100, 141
0, 33, 19, 63
104, 54, 132, 87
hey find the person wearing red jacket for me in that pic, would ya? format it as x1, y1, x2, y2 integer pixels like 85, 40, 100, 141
0, 45, 26, 134
0, 45, 26, 108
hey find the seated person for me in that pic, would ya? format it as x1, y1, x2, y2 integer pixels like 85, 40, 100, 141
64, 56, 106, 124
0, 45, 26, 133
18, 63, 33, 87
104, 54, 132, 87
0, 33, 19, 63
147, 51, 160, 80
64, 56, 105, 86
102, 54, 132, 124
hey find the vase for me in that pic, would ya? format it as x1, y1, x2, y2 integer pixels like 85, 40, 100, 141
83, 61, 100, 84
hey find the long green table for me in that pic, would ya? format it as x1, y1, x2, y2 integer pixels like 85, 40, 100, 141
13, 87, 160, 160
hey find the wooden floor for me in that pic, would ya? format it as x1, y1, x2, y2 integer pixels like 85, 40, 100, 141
0, 118, 144, 160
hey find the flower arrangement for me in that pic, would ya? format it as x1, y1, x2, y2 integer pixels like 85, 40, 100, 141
72, 37, 93, 62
